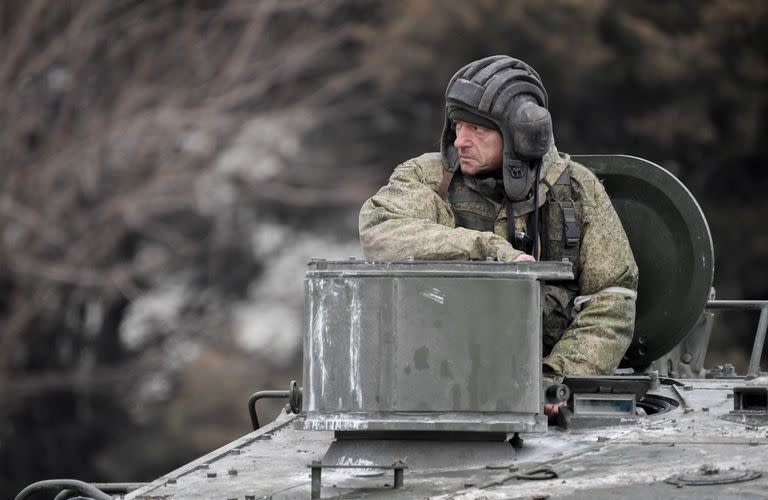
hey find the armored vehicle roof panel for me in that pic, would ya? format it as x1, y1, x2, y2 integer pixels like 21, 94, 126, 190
125, 379, 768, 500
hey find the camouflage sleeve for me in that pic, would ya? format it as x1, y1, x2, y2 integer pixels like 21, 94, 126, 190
359, 156, 524, 262
543, 166, 638, 376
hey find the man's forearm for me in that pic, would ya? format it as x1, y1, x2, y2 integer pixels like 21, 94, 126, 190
360, 205, 523, 262
543, 291, 636, 376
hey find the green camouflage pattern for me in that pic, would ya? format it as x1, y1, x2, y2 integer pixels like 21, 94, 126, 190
359, 146, 638, 376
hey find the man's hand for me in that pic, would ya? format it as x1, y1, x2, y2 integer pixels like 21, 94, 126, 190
513, 253, 535, 262
544, 402, 566, 424
487, 238, 535, 263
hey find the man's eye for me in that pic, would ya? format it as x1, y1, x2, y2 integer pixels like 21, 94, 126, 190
474, 125, 485, 134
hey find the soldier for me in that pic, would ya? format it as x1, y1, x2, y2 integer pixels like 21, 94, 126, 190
359, 55, 638, 381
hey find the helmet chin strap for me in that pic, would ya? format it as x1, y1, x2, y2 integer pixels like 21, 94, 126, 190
502, 158, 532, 201
531, 158, 543, 261
506, 159, 543, 259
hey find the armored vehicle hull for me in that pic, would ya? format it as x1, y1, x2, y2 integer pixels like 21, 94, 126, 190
14, 156, 767, 500
118, 377, 768, 499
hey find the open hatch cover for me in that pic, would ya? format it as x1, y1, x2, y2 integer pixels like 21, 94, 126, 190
573, 155, 714, 368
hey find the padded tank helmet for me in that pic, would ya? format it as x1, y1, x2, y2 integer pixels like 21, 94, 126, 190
440, 55, 553, 201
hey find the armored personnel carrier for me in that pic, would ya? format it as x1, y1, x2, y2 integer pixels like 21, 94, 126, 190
15, 157, 768, 499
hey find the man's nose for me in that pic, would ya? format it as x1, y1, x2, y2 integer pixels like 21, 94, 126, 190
454, 128, 472, 148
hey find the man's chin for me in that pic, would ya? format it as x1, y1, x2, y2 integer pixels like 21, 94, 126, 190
460, 162, 497, 176
459, 161, 480, 175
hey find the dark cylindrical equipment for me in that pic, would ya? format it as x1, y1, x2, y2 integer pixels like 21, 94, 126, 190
545, 384, 571, 404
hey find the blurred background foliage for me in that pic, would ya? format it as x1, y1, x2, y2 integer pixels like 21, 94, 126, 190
0, 0, 766, 496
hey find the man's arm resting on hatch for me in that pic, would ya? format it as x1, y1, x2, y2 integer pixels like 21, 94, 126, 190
543, 288, 636, 375
359, 157, 528, 262
542, 163, 639, 376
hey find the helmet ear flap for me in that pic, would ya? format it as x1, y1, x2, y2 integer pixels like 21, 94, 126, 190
508, 100, 552, 160
502, 99, 552, 201
440, 114, 461, 173
502, 158, 532, 200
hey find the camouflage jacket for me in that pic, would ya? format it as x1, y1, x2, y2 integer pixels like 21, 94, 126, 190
359, 147, 638, 376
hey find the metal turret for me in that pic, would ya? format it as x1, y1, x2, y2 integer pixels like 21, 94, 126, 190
300, 259, 573, 434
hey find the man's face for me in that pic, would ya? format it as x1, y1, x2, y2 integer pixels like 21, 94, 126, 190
453, 120, 503, 176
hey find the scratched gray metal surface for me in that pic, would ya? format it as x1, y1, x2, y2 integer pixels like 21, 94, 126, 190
125, 378, 768, 500
301, 261, 559, 433
304, 259, 574, 280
